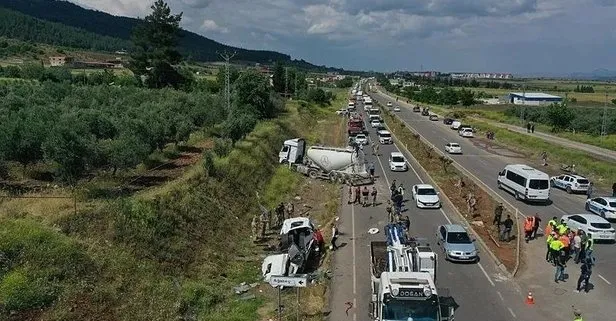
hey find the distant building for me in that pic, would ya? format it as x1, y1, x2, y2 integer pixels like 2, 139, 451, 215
451, 73, 512, 79
508, 92, 562, 105
49, 56, 73, 67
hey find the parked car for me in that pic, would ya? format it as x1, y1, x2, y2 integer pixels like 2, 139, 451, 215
388, 152, 408, 171
387, 102, 393, 107
561, 214, 616, 242
585, 197, 616, 220
436, 224, 479, 262
412, 106, 421, 112
443, 118, 455, 125
393, 106, 401, 112
429, 114, 438, 121
459, 128, 474, 138
550, 174, 590, 194
412, 184, 441, 209
354, 133, 368, 145
445, 143, 462, 154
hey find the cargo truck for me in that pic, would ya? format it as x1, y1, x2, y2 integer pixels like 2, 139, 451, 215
279, 138, 373, 185
348, 115, 366, 135
370, 223, 457, 321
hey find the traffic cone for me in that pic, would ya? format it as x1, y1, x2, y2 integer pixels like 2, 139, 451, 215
525, 291, 535, 305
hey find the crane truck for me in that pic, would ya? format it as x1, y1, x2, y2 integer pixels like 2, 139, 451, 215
370, 223, 457, 321
279, 138, 373, 186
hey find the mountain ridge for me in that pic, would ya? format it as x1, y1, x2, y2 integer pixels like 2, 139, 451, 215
0, 0, 347, 71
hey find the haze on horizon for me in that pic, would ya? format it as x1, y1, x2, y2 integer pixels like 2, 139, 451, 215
70, 0, 616, 74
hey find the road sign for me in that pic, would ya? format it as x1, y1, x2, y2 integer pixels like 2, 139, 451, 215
269, 275, 308, 288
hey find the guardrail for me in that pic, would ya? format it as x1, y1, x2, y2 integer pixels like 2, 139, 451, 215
372, 86, 522, 277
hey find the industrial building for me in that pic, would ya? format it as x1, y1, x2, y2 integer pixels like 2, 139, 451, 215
508, 92, 563, 105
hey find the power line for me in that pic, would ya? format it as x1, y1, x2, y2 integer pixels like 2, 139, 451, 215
217, 50, 237, 111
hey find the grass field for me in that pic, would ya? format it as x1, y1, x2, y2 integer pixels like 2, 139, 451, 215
452, 86, 615, 106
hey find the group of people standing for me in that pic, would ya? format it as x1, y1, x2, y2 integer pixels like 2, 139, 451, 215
544, 217, 595, 292
348, 185, 378, 207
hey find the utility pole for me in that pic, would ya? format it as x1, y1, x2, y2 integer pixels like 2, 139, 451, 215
285, 67, 289, 98
520, 85, 526, 121
602, 90, 609, 138
217, 50, 237, 111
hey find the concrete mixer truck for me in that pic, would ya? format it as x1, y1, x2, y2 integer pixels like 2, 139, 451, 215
278, 138, 374, 186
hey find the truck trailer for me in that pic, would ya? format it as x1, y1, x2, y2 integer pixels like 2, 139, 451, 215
279, 138, 373, 186
370, 223, 456, 321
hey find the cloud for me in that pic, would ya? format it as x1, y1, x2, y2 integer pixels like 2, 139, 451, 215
200, 19, 228, 33
68, 0, 616, 73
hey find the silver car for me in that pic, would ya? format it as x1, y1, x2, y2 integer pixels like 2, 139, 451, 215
436, 224, 479, 262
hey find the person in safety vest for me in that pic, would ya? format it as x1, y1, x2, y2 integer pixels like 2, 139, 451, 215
548, 216, 557, 227
557, 219, 568, 235
546, 232, 555, 262
573, 308, 583, 321
524, 216, 535, 243
550, 236, 565, 266
585, 233, 595, 264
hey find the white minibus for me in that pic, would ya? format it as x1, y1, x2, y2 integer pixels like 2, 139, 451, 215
497, 164, 550, 202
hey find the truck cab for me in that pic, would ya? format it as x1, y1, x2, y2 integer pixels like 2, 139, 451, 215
370, 223, 457, 321
279, 138, 306, 164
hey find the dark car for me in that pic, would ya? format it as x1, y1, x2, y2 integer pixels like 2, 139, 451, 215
412, 106, 421, 112
443, 118, 454, 125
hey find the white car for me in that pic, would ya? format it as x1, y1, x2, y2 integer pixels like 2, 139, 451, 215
336, 109, 348, 115
561, 214, 615, 241
445, 143, 462, 154
387, 102, 393, 107
412, 184, 441, 209
371, 119, 382, 128
459, 128, 474, 138
393, 106, 401, 112
388, 152, 408, 171
585, 197, 616, 220
450, 121, 462, 130
354, 133, 368, 145
378, 130, 392, 144
550, 174, 590, 194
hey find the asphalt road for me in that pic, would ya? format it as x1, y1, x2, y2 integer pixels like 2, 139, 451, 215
329, 100, 542, 321
370, 88, 616, 296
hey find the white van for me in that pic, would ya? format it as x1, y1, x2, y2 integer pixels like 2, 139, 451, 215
450, 121, 462, 130
497, 164, 550, 202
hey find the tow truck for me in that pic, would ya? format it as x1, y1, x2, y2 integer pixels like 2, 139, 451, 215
370, 223, 457, 321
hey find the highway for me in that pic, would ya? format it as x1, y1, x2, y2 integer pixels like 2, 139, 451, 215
329, 98, 541, 321
369, 87, 616, 301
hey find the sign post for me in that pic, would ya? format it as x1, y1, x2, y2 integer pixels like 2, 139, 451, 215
268, 275, 309, 321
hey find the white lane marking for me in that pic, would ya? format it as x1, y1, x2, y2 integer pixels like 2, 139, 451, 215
478, 262, 496, 287
351, 203, 357, 295
552, 204, 568, 215
508, 307, 517, 319
599, 274, 612, 285
353, 297, 357, 321
497, 291, 505, 302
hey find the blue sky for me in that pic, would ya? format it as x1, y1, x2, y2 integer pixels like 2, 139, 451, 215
71, 0, 616, 74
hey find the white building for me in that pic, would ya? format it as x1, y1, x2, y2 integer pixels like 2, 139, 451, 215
508, 93, 563, 105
